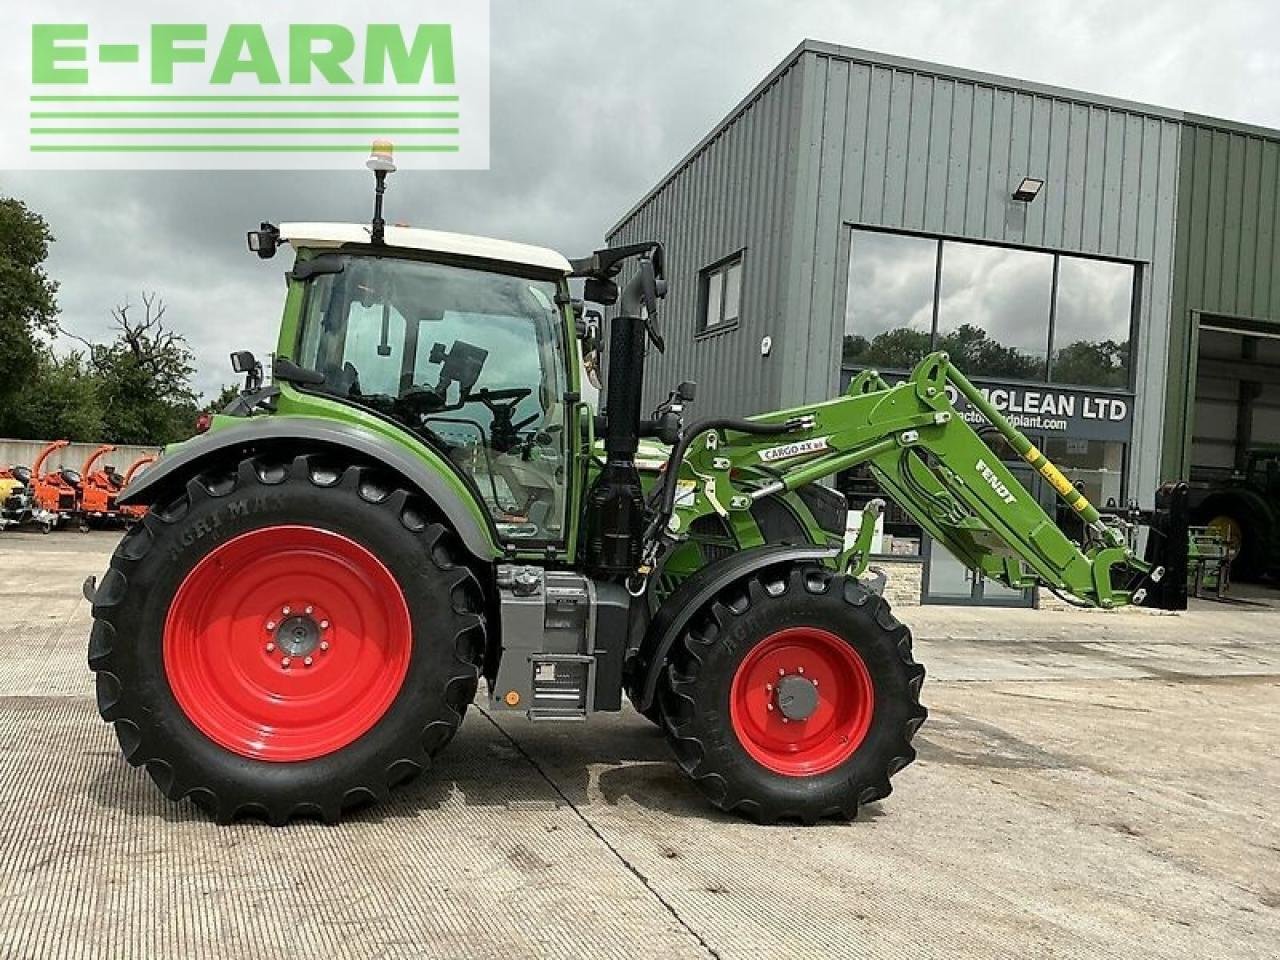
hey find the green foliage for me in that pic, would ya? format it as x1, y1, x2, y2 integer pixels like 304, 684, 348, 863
204, 384, 243, 415
6, 347, 103, 441
1050, 339, 1129, 388
0, 198, 59, 433
938, 324, 1044, 380
845, 325, 1128, 387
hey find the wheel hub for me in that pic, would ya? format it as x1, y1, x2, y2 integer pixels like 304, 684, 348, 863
775, 673, 819, 721
274, 613, 323, 657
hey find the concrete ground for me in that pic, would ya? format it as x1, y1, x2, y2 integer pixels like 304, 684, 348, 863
0, 530, 1277, 960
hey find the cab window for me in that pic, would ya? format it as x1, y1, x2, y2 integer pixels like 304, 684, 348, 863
296, 255, 570, 544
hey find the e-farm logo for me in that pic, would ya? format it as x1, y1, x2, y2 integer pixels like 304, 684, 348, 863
1, 3, 490, 170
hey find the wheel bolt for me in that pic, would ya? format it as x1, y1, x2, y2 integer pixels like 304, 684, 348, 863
282, 606, 291, 615
265, 642, 275, 653
320, 641, 329, 652
305, 606, 314, 614
281, 657, 291, 669
320, 620, 330, 630
782, 718, 790, 724
266, 620, 276, 631
304, 656, 313, 667
778, 668, 785, 677
798, 666, 805, 674
766, 683, 773, 692
767, 703, 774, 711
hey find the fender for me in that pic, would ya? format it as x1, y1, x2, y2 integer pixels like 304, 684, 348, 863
630, 544, 838, 712
117, 417, 500, 560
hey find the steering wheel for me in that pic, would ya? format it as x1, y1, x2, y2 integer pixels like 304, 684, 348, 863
470, 387, 532, 406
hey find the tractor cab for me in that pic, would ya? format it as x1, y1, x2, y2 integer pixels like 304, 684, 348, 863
281, 235, 576, 544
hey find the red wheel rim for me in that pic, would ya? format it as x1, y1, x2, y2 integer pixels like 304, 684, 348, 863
729, 626, 874, 777
163, 525, 412, 762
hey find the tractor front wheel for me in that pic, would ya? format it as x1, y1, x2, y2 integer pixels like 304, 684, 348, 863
660, 565, 926, 823
87, 454, 487, 824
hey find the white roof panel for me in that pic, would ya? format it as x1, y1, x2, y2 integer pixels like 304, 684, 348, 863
278, 222, 572, 274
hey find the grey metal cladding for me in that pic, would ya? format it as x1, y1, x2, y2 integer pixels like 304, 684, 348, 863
607, 56, 806, 419
785, 46, 1181, 505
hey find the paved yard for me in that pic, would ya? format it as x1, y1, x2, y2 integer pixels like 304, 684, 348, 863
0, 530, 1277, 959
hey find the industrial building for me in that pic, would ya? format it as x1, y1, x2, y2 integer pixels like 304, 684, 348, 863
608, 40, 1280, 606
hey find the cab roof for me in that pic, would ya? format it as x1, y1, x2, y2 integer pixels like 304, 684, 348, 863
278, 222, 572, 275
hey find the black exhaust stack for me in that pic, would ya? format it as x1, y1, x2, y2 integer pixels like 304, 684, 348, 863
579, 245, 667, 578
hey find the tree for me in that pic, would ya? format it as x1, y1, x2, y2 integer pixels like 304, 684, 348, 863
937, 324, 1043, 380
68, 292, 201, 445
0, 198, 59, 435
1051, 339, 1129, 388
6, 347, 103, 441
843, 328, 932, 370
204, 383, 242, 415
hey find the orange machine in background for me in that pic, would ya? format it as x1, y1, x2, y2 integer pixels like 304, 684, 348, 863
31, 440, 79, 529
79, 444, 125, 529
119, 455, 157, 523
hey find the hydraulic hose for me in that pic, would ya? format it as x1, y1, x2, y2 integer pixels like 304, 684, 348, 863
645, 416, 802, 543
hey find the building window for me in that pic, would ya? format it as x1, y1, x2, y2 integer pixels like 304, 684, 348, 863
1050, 256, 1134, 388
843, 231, 938, 370
843, 228, 1136, 389
1044, 437, 1127, 539
936, 242, 1053, 381
700, 254, 743, 332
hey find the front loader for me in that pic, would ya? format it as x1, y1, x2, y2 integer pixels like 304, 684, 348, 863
87, 143, 1173, 825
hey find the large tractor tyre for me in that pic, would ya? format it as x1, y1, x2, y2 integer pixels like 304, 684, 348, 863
1196, 496, 1271, 581
660, 565, 926, 824
87, 453, 487, 825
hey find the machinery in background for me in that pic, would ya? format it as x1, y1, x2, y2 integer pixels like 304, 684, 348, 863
77, 445, 126, 531
31, 440, 80, 531
1190, 446, 1280, 581
0, 466, 30, 531
118, 456, 157, 523
1187, 526, 1232, 599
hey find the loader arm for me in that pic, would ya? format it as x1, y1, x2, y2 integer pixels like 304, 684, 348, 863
659, 351, 1161, 609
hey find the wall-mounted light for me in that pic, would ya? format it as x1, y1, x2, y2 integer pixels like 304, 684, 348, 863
1011, 177, 1044, 203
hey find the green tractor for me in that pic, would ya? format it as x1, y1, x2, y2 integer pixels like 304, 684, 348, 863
86, 146, 1172, 825
1190, 446, 1280, 581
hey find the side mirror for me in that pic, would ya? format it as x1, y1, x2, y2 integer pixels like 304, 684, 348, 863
230, 350, 257, 374
246, 222, 280, 260
579, 310, 604, 392
584, 276, 618, 306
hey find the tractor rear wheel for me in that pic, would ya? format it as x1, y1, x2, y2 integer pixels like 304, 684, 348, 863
660, 565, 926, 824
87, 453, 486, 824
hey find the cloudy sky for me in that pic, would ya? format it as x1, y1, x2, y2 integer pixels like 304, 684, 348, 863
3, 0, 1278, 399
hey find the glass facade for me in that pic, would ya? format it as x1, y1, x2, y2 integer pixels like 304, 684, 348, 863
1052, 256, 1134, 388
843, 232, 936, 369
843, 228, 1136, 389
937, 243, 1053, 381
840, 228, 1138, 604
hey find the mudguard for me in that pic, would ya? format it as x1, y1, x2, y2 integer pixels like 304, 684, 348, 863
117, 417, 500, 560
629, 544, 838, 713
